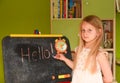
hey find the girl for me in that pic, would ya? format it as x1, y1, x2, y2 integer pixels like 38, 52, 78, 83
54, 15, 113, 83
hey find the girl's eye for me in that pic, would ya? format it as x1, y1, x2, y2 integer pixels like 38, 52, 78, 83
81, 29, 85, 32
81, 29, 92, 33
88, 29, 92, 32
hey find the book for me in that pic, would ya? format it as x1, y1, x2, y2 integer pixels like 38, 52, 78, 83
68, 0, 82, 18
53, 0, 59, 18
63, 0, 67, 18
60, 0, 63, 18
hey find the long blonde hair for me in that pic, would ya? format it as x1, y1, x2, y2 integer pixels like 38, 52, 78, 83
74, 15, 103, 73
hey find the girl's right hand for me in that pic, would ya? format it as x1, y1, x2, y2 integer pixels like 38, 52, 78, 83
54, 53, 74, 69
54, 53, 66, 61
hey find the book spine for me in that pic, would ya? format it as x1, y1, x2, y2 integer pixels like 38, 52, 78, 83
53, 0, 59, 18
58, 0, 60, 18
52, 0, 54, 18
63, 0, 67, 18
60, 0, 63, 18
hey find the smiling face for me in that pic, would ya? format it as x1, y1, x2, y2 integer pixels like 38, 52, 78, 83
81, 21, 98, 43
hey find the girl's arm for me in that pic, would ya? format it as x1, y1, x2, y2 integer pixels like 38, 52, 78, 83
97, 52, 113, 83
54, 53, 74, 69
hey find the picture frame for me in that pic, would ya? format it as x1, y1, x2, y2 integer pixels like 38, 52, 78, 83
102, 20, 113, 49
116, 0, 120, 12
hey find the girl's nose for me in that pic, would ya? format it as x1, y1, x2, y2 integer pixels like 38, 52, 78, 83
84, 31, 88, 35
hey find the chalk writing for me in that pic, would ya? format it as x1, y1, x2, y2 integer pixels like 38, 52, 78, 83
20, 43, 54, 62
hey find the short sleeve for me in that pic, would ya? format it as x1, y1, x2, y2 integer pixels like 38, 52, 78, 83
98, 48, 109, 58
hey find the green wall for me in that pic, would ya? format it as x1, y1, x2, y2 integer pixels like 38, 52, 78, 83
116, 12, 120, 83
83, 0, 115, 18
51, 20, 80, 50
0, 0, 50, 82
116, 13, 120, 59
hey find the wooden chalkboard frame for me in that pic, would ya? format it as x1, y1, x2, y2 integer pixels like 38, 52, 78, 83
2, 34, 72, 83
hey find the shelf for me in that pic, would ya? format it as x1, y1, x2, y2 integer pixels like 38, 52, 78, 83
50, 0, 82, 19
104, 48, 114, 51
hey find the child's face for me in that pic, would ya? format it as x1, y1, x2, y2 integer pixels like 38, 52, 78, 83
81, 22, 98, 43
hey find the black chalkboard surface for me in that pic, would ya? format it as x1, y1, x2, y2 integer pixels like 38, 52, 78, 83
2, 35, 72, 83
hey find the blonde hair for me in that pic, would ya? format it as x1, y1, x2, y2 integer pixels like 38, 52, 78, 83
74, 15, 103, 73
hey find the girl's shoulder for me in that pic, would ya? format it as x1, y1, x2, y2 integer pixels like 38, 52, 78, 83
97, 47, 108, 59
74, 46, 79, 53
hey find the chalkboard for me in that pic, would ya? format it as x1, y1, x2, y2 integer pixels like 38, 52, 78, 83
2, 35, 72, 83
